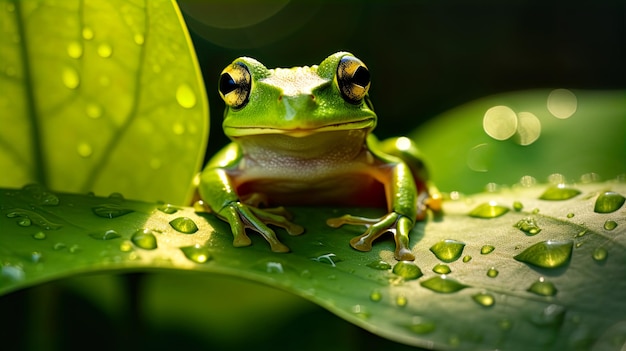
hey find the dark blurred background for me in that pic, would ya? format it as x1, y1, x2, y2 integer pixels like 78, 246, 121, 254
178, 0, 625, 156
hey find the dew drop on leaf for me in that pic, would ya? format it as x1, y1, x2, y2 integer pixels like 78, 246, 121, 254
429, 239, 465, 263
54, 242, 67, 251
7, 209, 62, 230
366, 260, 391, 270
513, 217, 542, 235
17, 217, 31, 227
432, 263, 451, 274
603, 220, 617, 231
82, 27, 94, 40
527, 277, 557, 296
420, 275, 468, 293
395, 295, 408, 307
369, 290, 382, 302
89, 230, 121, 240
97, 43, 113, 58
21, 184, 59, 206
539, 186, 581, 200
192, 200, 208, 212
157, 204, 179, 214
131, 229, 157, 250
62, 67, 80, 89
176, 83, 197, 109
513, 240, 573, 269
486, 267, 499, 278
472, 292, 495, 307
406, 318, 436, 335
119, 241, 133, 252
92, 205, 133, 218
567, 212, 575, 218
30, 251, 43, 263
32, 231, 46, 240
480, 245, 495, 255
67, 41, 82, 59
469, 202, 509, 218
462, 255, 472, 263
513, 201, 523, 211
169, 217, 199, 234
181, 244, 212, 263
392, 261, 423, 280
350, 305, 370, 320
1, 264, 25, 281
594, 192, 625, 213
592, 247, 608, 262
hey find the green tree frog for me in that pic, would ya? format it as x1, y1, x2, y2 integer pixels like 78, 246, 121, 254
199, 52, 440, 261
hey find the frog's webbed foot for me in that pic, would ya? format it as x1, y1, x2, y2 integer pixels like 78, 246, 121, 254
327, 212, 415, 261
220, 201, 304, 253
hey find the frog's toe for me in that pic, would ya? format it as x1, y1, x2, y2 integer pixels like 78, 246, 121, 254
395, 248, 415, 261
233, 235, 252, 247
349, 236, 374, 252
269, 242, 290, 253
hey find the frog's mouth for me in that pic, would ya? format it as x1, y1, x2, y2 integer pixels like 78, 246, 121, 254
225, 118, 375, 138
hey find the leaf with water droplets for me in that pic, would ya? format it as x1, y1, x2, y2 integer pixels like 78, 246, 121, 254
0, 0, 208, 204
2, 181, 624, 350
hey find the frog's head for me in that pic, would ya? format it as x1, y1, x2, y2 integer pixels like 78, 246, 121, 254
218, 52, 377, 139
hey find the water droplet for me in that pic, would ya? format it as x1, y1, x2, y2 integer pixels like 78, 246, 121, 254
547, 89, 577, 119
575, 242, 584, 248
429, 239, 465, 263
532, 208, 540, 214
513, 201, 524, 211
92, 205, 133, 218
311, 253, 341, 267
1, 264, 25, 281
487, 267, 499, 278
370, 290, 382, 302
119, 241, 133, 252
265, 261, 283, 273
67, 41, 83, 58
69, 244, 80, 253
531, 304, 566, 327
131, 229, 157, 250
181, 244, 212, 263
192, 200, 208, 212
32, 231, 46, 240
392, 261, 423, 280
594, 192, 625, 213
420, 275, 468, 293
514, 217, 542, 235
158, 204, 179, 214
169, 217, 198, 234
82, 27, 94, 40
89, 229, 121, 240
539, 186, 581, 200
592, 247, 608, 262
21, 184, 59, 205
86, 103, 103, 119
108, 192, 125, 200
432, 264, 451, 274
514, 240, 573, 269
350, 305, 370, 319
176, 83, 197, 109
134, 33, 144, 45
481, 245, 495, 255
77, 142, 93, 157
366, 260, 391, 270
483, 105, 518, 140
54, 242, 67, 251
527, 277, 558, 296
7, 209, 62, 230
469, 202, 509, 218
576, 230, 587, 238
31, 251, 43, 263
97, 43, 113, 58
395, 295, 408, 307
62, 67, 80, 89
566, 212, 575, 218
406, 318, 436, 335
462, 255, 472, 263
472, 292, 495, 307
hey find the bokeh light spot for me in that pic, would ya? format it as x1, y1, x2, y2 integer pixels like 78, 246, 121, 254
514, 112, 541, 146
483, 105, 517, 141
547, 89, 577, 119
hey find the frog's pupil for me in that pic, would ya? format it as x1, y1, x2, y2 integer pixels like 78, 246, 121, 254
352, 66, 370, 87
219, 73, 237, 95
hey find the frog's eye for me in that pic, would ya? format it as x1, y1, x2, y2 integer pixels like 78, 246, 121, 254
336, 56, 371, 104
219, 62, 251, 109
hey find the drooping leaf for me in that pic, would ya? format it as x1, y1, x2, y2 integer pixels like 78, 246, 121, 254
1, 181, 624, 350
0, 0, 208, 204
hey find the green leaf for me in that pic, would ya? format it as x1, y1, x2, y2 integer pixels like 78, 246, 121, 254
0, 0, 208, 204
411, 89, 626, 194
2, 181, 625, 350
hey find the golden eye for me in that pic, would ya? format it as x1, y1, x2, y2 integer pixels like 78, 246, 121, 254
336, 56, 371, 104
218, 62, 251, 109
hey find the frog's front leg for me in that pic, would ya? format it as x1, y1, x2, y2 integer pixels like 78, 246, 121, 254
328, 160, 419, 261
200, 165, 303, 253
